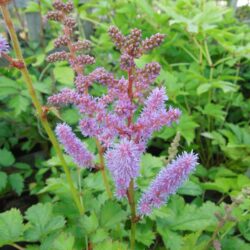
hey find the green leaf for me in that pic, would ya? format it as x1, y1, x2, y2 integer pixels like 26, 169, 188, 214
202, 177, 236, 193
177, 114, 199, 145
54, 66, 74, 85
0, 171, 7, 192
157, 201, 220, 232
0, 149, 15, 167
9, 173, 24, 196
140, 153, 164, 179
52, 232, 75, 250
239, 220, 250, 241
157, 228, 183, 250
93, 239, 127, 250
221, 237, 250, 250
197, 83, 211, 95
202, 103, 226, 121
136, 223, 155, 247
8, 95, 30, 115
212, 80, 238, 93
91, 228, 109, 244
0, 209, 24, 247
100, 200, 127, 229
24, 203, 65, 241
81, 213, 98, 234
178, 180, 203, 196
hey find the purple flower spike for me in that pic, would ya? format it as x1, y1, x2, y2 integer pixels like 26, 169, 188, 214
105, 139, 142, 198
0, 34, 9, 55
56, 123, 94, 168
138, 152, 198, 215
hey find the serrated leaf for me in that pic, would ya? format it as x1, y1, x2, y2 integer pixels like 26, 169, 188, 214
91, 228, 109, 243
24, 203, 65, 241
0, 209, 24, 246
93, 239, 127, 250
177, 115, 199, 145
54, 66, 74, 85
178, 180, 203, 196
202, 178, 235, 193
157, 228, 183, 250
221, 237, 250, 250
9, 173, 24, 196
8, 95, 30, 115
52, 232, 75, 250
136, 223, 155, 247
0, 149, 15, 167
0, 171, 7, 191
202, 103, 226, 121
157, 201, 220, 232
81, 213, 98, 234
100, 200, 127, 229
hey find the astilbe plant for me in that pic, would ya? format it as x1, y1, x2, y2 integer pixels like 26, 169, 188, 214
46, 0, 198, 248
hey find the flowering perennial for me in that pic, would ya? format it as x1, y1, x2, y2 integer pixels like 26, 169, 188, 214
47, 0, 197, 213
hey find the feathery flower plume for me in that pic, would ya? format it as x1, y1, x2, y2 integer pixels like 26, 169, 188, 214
56, 123, 94, 168
135, 87, 181, 141
105, 139, 142, 198
0, 34, 9, 56
138, 152, 198, 215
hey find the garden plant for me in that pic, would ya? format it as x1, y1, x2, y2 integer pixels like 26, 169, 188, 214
0, 0, 249, 250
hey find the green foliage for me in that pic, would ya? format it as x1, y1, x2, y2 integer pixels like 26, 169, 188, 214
0, 148, 15, 167
24, 203, 65, 241
0, 209, 24, 247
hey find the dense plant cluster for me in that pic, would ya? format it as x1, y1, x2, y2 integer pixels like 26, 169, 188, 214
0, 0, 249, 250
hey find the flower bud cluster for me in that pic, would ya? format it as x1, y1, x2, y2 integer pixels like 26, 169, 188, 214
142, 33, 166, 52
108, 26, 125, 49
53, 0, 73, 14
47, 11, 64, 22
47, 51, 69, 62
72, 40, 91, 51
108, 26, 165, 66
54, 35, 70, 48
47, 0, 93, 70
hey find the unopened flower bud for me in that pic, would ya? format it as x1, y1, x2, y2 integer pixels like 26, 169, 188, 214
72, 40, 91, 51
47, 51, 69, 62
108, 25, 125, 49
64, 17, 76, 28
53, 0, 74, 14
47, 10, 64, 22
142, 33, 165, 52
124, 28, 142, 57
120, 53, 135, 71
54, 35, 70, 48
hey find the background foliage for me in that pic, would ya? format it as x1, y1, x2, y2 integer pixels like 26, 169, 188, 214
0, 0, 249, 249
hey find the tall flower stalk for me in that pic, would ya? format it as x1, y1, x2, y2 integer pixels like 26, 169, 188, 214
0, 1, 84, 215
46, 1, 198, 249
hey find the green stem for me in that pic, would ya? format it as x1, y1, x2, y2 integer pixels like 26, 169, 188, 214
128, 180, 136, 250
1, 4, 84, 215
96, 139, 113, 199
